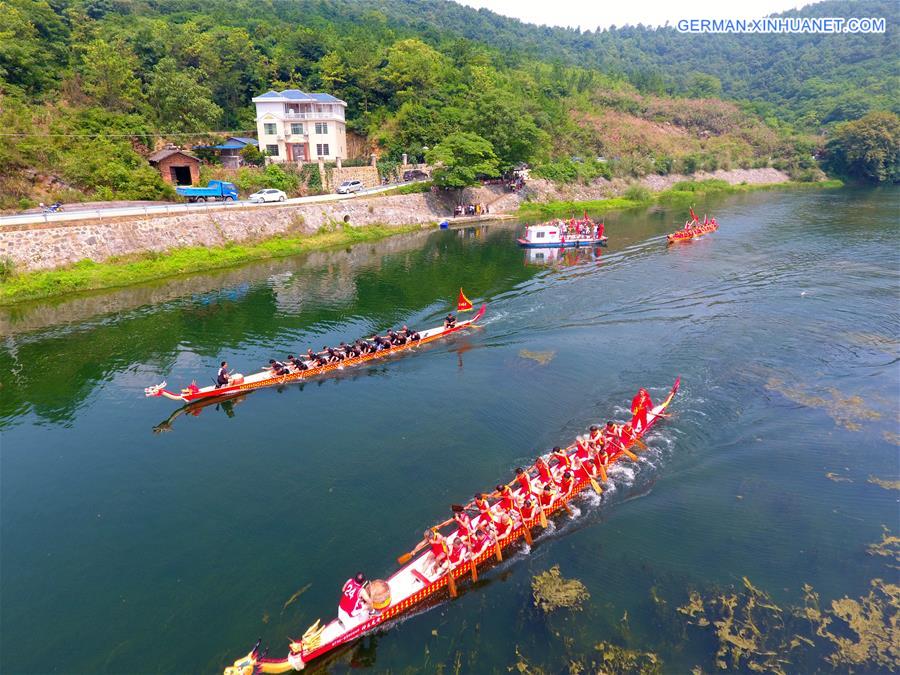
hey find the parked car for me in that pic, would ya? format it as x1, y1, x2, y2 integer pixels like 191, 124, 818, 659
248, 188, 287, 203
403, 169, 429, 181
176, 180, 239, 202
336, 180, 364, 194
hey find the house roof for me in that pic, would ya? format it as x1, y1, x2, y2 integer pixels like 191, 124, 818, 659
252, 89, 347, 105
148, 149, 199, 163
213, 137, 259, 150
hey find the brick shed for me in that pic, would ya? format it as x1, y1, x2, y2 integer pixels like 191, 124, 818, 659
149, 148, 201, 186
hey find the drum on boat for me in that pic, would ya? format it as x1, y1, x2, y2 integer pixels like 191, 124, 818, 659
369, 579, 391, 610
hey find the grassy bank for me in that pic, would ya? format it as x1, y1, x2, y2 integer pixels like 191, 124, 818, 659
518, 179, 844, 219
0, 223, 427, 306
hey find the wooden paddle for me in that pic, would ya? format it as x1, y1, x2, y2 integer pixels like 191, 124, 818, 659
515, 501, 533, 545
589, 476, 603, 495
538, 502, 549, 528
490, 525, 503, 562
466, 534, 478, 583
632, 436, 649, 451
445, 565, 457, 597
597, 461, 609, 483
397, 518, 454, 565
439, 539, 457, 598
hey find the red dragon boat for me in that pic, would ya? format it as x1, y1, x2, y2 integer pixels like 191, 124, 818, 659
223, 378, 680, 674
667, 207, 718, 244
145, 300, 485, 405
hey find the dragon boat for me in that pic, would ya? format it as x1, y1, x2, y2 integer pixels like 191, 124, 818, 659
667, 208, 718, 244
145, 303, 485, 405
223, 378, 680, 674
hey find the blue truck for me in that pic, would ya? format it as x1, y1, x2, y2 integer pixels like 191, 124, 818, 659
176, 180, 239, 203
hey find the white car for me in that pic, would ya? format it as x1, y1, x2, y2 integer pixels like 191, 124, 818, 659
336, 180, 364, 194
249, 188, 287, 203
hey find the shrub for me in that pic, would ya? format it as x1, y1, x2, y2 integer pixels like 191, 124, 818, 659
623, 184, 652, 201
532, 158, 611, 184
299, 163, 323, 194
0, 257, 15, 282
670, 179, 730, 192
239, 144, 265, 167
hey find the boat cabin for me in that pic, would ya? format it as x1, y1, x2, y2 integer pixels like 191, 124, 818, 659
521, 224, 562, 246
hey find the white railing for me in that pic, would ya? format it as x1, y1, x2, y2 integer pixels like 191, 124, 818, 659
282, 111, 345, 121
0, 180, 425, 226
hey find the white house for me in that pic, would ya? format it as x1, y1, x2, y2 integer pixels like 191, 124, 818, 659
251, 89, 348, 163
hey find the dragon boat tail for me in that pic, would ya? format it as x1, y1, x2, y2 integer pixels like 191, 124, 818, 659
223, 378, 680, 674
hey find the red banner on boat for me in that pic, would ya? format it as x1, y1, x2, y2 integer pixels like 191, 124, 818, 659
457, 288, 473, 312
689, 206, 699, 223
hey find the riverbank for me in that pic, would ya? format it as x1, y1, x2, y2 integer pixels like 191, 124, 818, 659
0, 223, 425, 306
518, 178, 844, 218
0, 175, 842, 306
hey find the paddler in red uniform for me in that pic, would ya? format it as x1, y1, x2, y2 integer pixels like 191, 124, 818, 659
588, 424, 603, 445
425, 530, 449, 575
551, 446, 572, 475
452, 504, 473, 545
495, 484, 515, 511
591, 439, 610, 477
631, 388, 653, 432
514, 467, 535, 496
520, 497, 538, 523
557, 470, 575, 497
494, 510, 514, 539
619, 422, 636, 449
474, 493, 497, 528
446, 536, 467, 569
572, 453, 593, 482
539, 483, 556, 512
574, 435, 591, 460
337, 572, 372, 626
534, 456, 553, 487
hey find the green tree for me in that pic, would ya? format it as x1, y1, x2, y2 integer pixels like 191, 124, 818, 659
80, 39, 142, 111
147, 58, 222, 133
239, 143, 265, 167
826, 111, 900, 183
383, 39, 445, 101
686, 72, 722, 99
470, 91, 549, 168
426, 132, 500, 188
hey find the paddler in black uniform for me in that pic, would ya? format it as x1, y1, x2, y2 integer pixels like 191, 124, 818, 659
267, 359, 289, 376
215, 361, 231, 388
287, 354, 307, 371
444, 314, 456, 329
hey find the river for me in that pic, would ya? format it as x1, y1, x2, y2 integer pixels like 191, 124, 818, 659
1, 186, 897, 674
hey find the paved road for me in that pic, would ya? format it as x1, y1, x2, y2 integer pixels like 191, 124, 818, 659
0, 182, 425, 227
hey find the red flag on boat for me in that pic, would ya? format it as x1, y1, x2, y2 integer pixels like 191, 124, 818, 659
457, 288, 473, 312
689, 206, 699, 223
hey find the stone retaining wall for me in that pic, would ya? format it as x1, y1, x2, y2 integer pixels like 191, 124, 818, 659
0, 192, 456, 272
327, 165, 380, 191
0, 169, 798, 274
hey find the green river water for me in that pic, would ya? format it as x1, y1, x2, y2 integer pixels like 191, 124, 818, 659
1, 186, 898, 674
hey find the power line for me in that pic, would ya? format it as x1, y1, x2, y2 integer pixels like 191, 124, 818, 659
0, 130, 258, 138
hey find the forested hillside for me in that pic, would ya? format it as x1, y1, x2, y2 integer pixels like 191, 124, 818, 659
0, 0, 896, 208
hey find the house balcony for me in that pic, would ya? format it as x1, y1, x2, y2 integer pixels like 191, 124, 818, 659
282, 111, 345, 121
